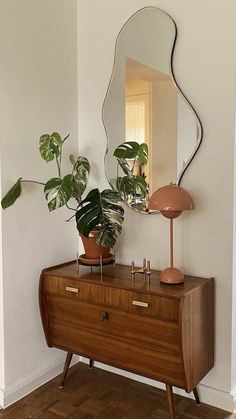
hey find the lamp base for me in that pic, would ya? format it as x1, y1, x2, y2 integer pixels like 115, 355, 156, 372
160, 267, 184, 284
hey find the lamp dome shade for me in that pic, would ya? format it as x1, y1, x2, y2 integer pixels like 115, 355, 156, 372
149, 184, 194, 213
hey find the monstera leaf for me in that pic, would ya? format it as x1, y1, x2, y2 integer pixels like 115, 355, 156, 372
113, 141, 140, 159
76, 188, 124, 248
39, 132, 62, 162
1, 130, 92, 218
1, 178, 22, 209
116, 176, 134, 198
132, 176, 147, 196
44, 175, 72, 211
137, 143, 148, 165
113, 141, 148, 165
114, 141, 149, 180
70, 155, 90, 200
70, 155, 90, 175
116, 176, 147, 199
114, 141, 148, 207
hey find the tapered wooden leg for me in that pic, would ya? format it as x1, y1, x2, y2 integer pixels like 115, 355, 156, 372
59, 352, 73, 388
89, 359, 94, 369
166, 384, 175, 419
193, 387, 200, 406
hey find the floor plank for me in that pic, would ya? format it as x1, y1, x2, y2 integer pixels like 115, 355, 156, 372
0, 363, 235, 418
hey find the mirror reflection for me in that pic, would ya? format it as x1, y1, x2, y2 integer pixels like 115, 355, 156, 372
103, 7, 202, 213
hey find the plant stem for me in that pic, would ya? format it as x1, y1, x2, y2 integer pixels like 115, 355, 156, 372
66, 203, 76, 211
21, 180, 45, 186
62, 134, 70, 143
65, 213, 76, 222
116, 163, 120, 193
56, 156, 61, 177
76, 193, 82, 205
131, 158, 136, 176
58, 134, 69, 177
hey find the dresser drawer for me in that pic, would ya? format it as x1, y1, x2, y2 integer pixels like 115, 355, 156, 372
106, 307, 180, 353
44, 276, 105, 306
51, 319, 185, 388
105, 287, 180, 323
47, 294, 180, 354
47, 294, 107, 335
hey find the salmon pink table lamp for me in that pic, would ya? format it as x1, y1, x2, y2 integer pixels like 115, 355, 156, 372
149, 183, 194, 284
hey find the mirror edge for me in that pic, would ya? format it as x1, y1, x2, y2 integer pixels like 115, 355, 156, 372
102, 6, 203, 213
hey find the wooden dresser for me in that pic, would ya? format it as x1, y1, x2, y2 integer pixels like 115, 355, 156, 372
39, 261, 214, 419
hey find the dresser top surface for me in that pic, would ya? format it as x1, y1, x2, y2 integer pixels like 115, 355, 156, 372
42, 261, 213, 299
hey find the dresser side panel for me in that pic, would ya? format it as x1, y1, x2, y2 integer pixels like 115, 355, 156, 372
181, 279, 214, 391
38, 272, 52, 347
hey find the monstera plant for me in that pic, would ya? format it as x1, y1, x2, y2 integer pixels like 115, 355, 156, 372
1, 132, 124, 251
113, 141, 149, 209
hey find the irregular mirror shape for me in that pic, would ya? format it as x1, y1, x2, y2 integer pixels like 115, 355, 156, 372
103, 7, 202, 213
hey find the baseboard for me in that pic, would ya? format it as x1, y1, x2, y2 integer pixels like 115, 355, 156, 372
0, 355, 79, 409
0, 355, 234, 412
0, 390, 3, 410
80, 357, 235, 413
232, 388, 236, 413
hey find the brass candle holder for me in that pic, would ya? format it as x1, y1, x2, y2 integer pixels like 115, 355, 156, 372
131, 258, 151, 281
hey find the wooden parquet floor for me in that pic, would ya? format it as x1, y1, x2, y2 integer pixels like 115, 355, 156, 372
0, 363, 235, 419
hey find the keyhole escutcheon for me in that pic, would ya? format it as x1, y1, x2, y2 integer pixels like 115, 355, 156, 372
101, 311, 109, 322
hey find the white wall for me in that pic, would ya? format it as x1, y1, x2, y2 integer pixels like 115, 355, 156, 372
78, 0, 236, 412
232, 99, 236, 395
0, 0, 235, 412
177, 95, 198, 174
0, 0, 78, 407
0, 158, 4, 404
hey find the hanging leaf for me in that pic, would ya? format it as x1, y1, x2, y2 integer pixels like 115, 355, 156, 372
70, 155, 90, 201
76, 188, 124, 248
39, 132, 62, 162
116, 176, 134, 198
71, 173, 87, 201
44, 174, 72, 211
117, 158, 132, 177
116, 175, 147, 199
69, 154, 78, 165
137, 143, 148, 165
132, 176, 147, 197
76, 190, 102, 237
70, 155, 90, 175
1, 178, 22, 209
113, 141, 140, 159
114, 141, 148, 165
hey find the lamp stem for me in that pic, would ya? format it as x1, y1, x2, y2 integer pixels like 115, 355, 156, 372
170, 218, 173, 268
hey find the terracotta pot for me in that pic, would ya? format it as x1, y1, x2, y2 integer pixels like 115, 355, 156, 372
80, 230, 110, 260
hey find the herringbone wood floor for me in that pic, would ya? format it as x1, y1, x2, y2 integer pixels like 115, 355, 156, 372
0, 363, 235, 419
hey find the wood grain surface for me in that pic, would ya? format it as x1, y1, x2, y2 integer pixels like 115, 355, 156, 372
39, 261, 215, 418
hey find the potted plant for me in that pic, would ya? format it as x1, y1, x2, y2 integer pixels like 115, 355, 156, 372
1, 132, 124, 261
113, 141, 149, 210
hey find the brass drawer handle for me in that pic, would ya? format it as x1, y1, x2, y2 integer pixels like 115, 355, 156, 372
132, 300, 149, 308
65, 286, 80, 293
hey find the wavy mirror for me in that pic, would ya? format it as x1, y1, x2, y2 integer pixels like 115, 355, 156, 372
102, 7, 202, 213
